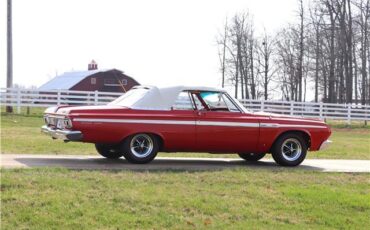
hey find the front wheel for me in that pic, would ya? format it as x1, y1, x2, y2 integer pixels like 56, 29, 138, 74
271, 133, 307, 166
122, 133, 159, 164
238, 153, 266, 161
95, 144, 124, 159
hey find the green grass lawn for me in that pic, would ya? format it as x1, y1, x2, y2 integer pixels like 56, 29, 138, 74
1, 112, 369, 159
1, 168, 369, 229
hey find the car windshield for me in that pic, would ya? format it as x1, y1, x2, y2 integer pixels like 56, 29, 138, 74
108, 88, 149, 107
199, 91, 246, 113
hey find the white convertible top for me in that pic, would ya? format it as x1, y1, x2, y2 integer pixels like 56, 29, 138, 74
109, 85, 227, 110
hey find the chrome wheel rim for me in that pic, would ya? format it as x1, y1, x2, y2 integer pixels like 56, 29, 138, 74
130, 134, 153, 158
281, 138, 302, 161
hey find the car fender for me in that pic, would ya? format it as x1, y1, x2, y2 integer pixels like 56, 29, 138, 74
259, 127, 312, 153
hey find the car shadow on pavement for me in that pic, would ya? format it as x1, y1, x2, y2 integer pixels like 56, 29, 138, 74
13, 157, 324, 171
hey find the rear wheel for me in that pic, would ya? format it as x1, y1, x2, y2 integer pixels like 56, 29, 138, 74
122, 133, 159, 164
95, 144, 124, 159
271, 133, 307, 166
238, 153, 266, 161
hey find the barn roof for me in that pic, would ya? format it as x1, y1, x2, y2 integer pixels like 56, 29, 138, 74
38, 69, 119, 90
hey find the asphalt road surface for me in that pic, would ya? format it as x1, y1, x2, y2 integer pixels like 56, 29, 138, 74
1, 154, 369, 172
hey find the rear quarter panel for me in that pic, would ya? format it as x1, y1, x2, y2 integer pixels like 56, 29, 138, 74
70, 109, 197, 151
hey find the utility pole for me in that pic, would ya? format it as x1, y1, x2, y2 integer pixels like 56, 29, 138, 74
6, 0, 13, 113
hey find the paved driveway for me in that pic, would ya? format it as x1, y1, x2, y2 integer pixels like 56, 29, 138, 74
1, 154, 369, 172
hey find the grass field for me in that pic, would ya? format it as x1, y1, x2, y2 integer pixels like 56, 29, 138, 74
1, 168, 369, 229
1, 112, 369, 159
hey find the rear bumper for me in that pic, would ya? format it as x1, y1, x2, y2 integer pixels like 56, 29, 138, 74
41, 125, 83, 141
319, 140, 332, 151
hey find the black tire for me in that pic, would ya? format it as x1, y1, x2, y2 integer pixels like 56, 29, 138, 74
95, 143, 124, 159
271, 133, 307, 166
238, 153, 266, 161
122, 133, 159, 164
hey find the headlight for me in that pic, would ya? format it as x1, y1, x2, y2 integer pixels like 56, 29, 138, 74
56, 118, 72, 129
44, 115, 49, 125
56, 119, 64, 129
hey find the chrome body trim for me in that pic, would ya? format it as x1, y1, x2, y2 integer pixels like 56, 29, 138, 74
277, 124, 327, 129
74, 118, 196, 125
319, 140, 332, 151
73, 118, 327, 129
41, 125, 83, 141
260, 123, 280, 128
196, 120, 259, 127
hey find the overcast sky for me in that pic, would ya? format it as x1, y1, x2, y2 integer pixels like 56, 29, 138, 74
1, 0, 298, 94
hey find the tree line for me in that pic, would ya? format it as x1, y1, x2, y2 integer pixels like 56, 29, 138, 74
217, 0, 370, 104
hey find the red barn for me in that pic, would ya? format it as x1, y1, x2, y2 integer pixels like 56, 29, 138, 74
39, 61, 140, 93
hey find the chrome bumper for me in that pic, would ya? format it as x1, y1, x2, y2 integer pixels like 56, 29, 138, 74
41, 125, 83, 141
319, 140, 332, 151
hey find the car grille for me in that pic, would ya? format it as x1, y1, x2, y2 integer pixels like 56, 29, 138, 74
44, 115, 70, 129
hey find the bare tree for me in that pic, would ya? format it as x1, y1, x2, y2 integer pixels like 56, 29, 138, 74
347, 0, 354, 103
217, 12, 259, 99
257, 31, 276, 100
275, 26, 300, 101
355, 0, 370, 104
297, 0, 305, 101
308, 5, 324, 102
249, 28, 257, 99
217, 18, 228, 88
217, 0, 370, 104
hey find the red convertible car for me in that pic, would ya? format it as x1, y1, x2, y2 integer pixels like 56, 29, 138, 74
42, 86, 331, 166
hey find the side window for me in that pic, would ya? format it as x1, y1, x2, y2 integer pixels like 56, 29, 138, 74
172, 92, 194, 110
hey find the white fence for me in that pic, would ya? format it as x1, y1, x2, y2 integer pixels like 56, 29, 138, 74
1, 88, 370, 122
0, 88, 122, 109
240, 99, 370, 122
